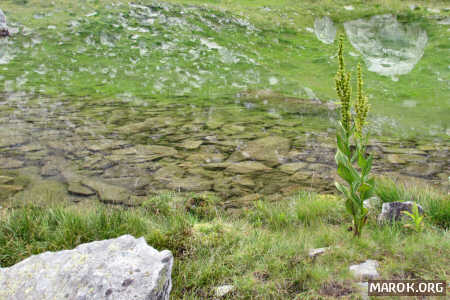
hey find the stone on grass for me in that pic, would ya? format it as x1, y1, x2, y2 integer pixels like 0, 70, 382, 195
215, 285, 235, 297
377, 201, 423, 223
349, 260, 379, 281
308, 247, 330, 258
0, 235, 173, 300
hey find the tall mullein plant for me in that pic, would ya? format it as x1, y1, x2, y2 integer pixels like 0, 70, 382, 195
334, 35, 374, 237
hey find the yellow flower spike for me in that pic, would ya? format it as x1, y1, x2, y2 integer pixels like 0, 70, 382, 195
335, 34, 352, 132
355, 63, 370, 139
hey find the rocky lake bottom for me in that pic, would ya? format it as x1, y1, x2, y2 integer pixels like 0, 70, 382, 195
0, 91, 448, 209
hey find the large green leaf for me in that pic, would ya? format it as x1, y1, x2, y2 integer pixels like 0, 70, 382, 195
337, 164, 354, 185
336, 150, 360, 185
362, 155, 373, 177
335, 181, 351, 199
336, 132, 350, 157
345, 198, 356, 216
350, 185, 362, 210
359, 181, 374, 201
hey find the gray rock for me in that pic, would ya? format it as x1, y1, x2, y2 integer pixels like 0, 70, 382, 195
0, 235, 173, 300
308, 247, 330, 258
215, 285, 235, 297
349, 260, 379, 280
438, 17, 450, 25
314, 16, 336, 44
377, 201, 423, 223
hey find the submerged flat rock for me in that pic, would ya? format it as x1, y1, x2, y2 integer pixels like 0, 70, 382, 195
239, 136, 290, 167
226, 161, 272, 174
0, 235, 173, 300
81, 178, 131, 204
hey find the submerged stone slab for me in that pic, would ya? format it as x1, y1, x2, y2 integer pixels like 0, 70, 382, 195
179, 139, 203, 150
81, 178, 131, 204
108, 145, 177, 163
279, 162, 308, 174
344, 14, 427, 79
0, 235, 173, 300
226, 161, 272, 174
166, 177, 213, 192
240, 136, 290, 167
0, 176, 13, 184
0, 158, 24, 169
68, 181, 96, 196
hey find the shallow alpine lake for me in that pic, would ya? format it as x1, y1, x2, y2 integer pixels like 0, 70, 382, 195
0, 0, 448, 205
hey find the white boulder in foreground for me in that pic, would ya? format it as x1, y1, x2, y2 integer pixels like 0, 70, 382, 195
0, 235, 173, 300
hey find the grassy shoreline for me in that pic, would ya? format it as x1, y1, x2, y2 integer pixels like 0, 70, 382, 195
1, 178, 448, 299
